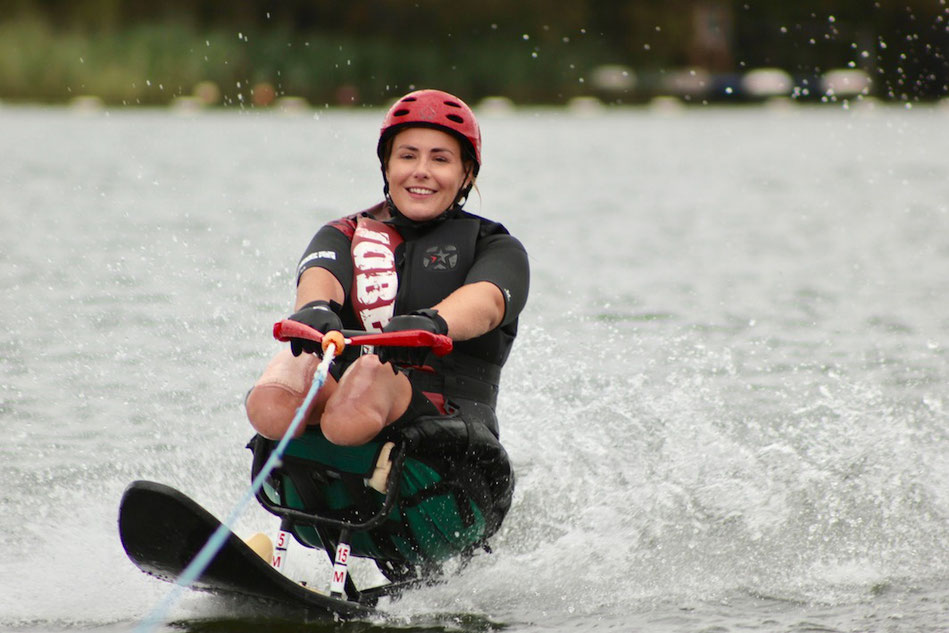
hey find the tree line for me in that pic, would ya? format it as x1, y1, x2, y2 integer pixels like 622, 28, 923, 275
3, 0, 947, 104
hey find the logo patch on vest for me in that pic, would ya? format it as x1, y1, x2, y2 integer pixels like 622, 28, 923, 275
422, 245, 458, 271
350, 218, 403, 331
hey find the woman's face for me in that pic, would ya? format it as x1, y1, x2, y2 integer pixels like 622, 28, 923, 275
385, 127, 471, 222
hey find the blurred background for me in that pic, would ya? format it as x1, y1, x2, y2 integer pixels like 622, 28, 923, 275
2, 0, 948, 109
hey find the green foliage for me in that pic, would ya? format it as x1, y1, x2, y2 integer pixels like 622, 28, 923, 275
1, 1, 947, 104
0, 15, 614, 105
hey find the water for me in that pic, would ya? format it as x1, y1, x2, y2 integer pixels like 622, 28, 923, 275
1, 103, 948, 632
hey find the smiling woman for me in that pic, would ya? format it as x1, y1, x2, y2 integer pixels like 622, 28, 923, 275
243, 88, 531, 582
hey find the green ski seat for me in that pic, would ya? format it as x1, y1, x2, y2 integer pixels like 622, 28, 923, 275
250, 414, 513, 579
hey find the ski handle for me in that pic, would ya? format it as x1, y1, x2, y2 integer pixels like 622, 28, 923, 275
273, 319, 453, 357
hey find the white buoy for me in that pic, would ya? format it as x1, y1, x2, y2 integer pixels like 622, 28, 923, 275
477, 96, 516, 115
590, 64, 637, 93
648, 95, 685, 114
276, 96, 310, 115
566, 96, 605, 116
661, 68, 712, 98
742, 68, 793, 98
69, 95, 105, 113
171, 96, 204, 114
821, 69, 872, 98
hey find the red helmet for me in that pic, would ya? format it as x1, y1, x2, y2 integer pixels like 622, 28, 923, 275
377, 89, 481, 173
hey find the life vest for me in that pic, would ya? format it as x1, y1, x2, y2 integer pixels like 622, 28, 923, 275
343, 211, 503, 410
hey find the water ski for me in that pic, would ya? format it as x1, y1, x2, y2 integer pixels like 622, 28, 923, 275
118, 480, 378, 618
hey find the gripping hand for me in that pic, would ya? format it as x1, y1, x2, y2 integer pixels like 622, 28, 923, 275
377, 309, 449, 368
287, 300, 343, 356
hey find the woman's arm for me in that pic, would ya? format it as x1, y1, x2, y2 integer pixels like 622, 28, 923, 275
433, 281, 505, 341
295, 267, 345, 310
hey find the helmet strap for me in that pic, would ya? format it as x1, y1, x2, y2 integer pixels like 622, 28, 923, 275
454, 163, 476, 209
455, 183, 472, 209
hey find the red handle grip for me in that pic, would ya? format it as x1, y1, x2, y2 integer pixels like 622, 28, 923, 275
273, 320, 453, 357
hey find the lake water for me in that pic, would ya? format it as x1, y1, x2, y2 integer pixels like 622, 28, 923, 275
1, 102, 948, 632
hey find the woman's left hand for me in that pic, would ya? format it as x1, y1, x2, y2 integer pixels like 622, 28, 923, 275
377, 310, 448, 367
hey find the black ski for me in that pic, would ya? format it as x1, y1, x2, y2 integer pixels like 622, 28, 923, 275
118, 480, 377, 618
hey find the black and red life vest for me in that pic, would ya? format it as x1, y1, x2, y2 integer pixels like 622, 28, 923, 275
329, 206, 505, 414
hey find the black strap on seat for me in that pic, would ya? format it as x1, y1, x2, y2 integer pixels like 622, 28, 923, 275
250, 435, 428, 567
408, 353, 502, 408
251, 437, 407, 532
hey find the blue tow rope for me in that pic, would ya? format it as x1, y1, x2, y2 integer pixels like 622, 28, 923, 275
135, 344, 338, 633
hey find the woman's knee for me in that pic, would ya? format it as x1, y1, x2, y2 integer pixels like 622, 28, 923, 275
245, 348, 325, 439
321, 356, 407, 446
321, 407, 384, 446
245, 383, 302, 439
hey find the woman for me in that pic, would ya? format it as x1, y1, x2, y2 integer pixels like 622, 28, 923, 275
247, 88, 528, 448
245, 90, 528, 570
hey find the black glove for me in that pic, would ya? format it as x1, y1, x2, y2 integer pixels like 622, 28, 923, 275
377, 309, 449, 368
287, 300, 343, 356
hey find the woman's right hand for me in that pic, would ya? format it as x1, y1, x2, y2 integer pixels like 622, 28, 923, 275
287, 300, 343, 356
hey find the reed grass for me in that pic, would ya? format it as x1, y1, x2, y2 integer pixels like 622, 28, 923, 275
0, 17, 614, 106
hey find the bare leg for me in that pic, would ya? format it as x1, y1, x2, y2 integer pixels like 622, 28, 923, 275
245, 348, 337, 439
320, 355, 413, 446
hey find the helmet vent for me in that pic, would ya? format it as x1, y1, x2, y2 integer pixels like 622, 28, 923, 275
392, 109, 411, 117
445, 114, 464, 123
401, 97, 418, 102
443, 100, 462, 108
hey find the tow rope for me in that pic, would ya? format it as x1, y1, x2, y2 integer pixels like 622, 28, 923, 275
135, 337, 342, 633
